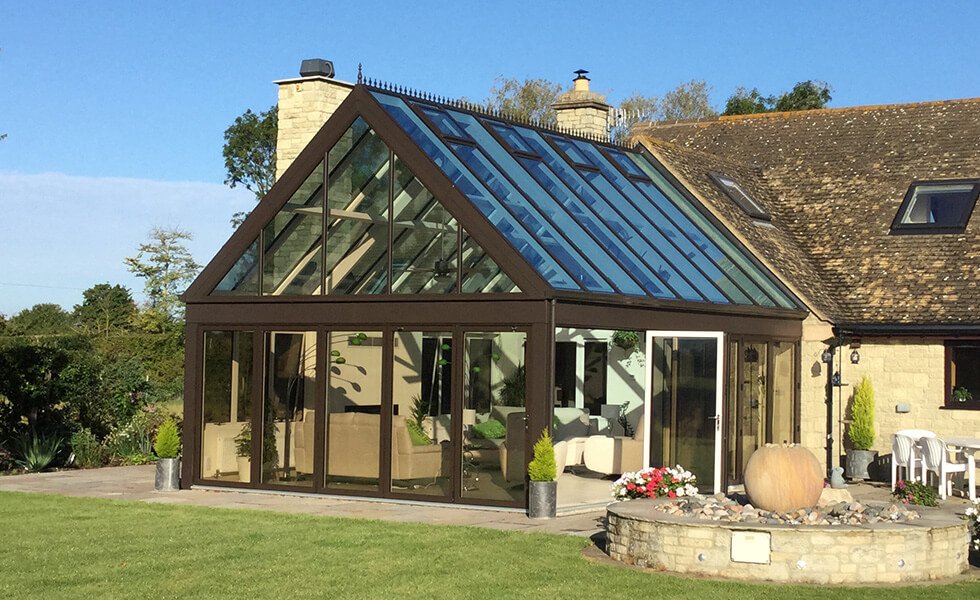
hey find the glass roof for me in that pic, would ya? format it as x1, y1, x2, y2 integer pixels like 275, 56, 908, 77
368, 90, 798, 309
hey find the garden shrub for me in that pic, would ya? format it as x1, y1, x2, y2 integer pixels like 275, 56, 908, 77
848, 375, 875, 450
154, 417, 180, 458
892, 479, 938, 507
527, 430, 556, 481
70, 428, 104, 468
0, 446, 12, 471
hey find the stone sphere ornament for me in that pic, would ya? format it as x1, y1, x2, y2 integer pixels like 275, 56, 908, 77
743, 443, 824, 513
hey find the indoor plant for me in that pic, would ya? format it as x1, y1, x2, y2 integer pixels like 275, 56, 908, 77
527, 430, 557, 519
234, 423, 252, 483
153, 416, 181, 491
845, 374, 877, 480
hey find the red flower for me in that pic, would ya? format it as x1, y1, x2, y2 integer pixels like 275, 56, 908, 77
627, 482, 635, 490
668, 491, 676, 498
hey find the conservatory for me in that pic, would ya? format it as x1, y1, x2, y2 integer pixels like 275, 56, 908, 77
181, 83, 804, 509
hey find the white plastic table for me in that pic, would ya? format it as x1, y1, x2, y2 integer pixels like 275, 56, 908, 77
942, 436, 979, 502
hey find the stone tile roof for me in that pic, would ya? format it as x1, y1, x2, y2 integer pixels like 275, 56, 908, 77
632, 98, 980, 326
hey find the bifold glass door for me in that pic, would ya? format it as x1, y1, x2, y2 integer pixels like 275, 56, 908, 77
646, 332, 724, 493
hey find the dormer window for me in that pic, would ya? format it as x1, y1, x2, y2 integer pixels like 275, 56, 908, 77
708, 172, 771, 222
891, 179, 980, 234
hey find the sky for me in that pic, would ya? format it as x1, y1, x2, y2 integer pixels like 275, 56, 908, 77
1, 1, 978, 316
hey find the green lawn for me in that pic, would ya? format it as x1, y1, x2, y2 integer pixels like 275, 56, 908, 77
0, 491, 976, 599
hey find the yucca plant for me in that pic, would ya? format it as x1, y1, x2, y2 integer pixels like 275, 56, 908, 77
154, 417, 181, 459
14, 431, 64, 472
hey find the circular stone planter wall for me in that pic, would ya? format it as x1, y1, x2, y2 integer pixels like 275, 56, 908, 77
606, 499, 970, 584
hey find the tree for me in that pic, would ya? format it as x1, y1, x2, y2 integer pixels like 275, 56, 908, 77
723, 80, 832, 115
658, 79, 717, 121
7, 303, 74, 336
124, 227, 201, 330
774, 80, 833, 112
485, 77, 565, 127
73, 283, 136, 336
611, 92, 660, 143
223, 105, 277, 226
723, 87, 776, 116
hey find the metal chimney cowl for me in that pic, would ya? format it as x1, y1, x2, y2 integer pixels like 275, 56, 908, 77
300, 58, 335, 78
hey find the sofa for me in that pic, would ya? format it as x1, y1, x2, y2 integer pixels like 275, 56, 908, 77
327, 412, 442, 480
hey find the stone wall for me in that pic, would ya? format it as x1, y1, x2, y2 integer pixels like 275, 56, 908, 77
607, 503, 970, 584
800, 315, 980, 481
275, 76, 354, 178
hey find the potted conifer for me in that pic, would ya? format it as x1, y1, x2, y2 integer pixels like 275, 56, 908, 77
154, 416, 181, 491
845, 375, 877, 480
527, 430, 557, 519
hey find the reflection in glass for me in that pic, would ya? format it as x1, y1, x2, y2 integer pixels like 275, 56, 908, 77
391, 157, 458, 294
261, 332, 316, 486
460, 233, 519, 293
651, 336, 717, 492
213, 238, 259, 295
201, 331, 253, 482
263, 164, 324, 295
462, 331, 526, 503
326, 119, 389, 294
771, 342, 796, 445
326, 331, 383, 492
737, 342, 767, 477
391, 331, 452, 497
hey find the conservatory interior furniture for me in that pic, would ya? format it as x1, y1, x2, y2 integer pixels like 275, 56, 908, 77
327, 413, 442, 480
583, 420, 645, 475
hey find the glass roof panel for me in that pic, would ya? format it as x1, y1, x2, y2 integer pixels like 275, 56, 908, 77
447, 109, 637, 295
548, 135, 593, 166
373, 92, 581, 291
449, 141, 614, 293
213, 237, 259, 295
488, 121, 535, 154
628, 153, 798, 309
517, 126, 699, 300
370, 89, 800, 310
574, 140, 763, 305
418, 105, 470, 139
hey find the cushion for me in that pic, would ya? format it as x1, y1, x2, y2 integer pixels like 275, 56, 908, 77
471, 419, 506, 439
406, 420, 433, 446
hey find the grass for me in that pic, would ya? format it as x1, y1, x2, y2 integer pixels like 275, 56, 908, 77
0, 492, 977, 599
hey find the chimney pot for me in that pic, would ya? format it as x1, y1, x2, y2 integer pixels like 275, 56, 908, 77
299, 58, 335, 78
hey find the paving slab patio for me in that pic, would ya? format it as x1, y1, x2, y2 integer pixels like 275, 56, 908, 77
1, 466, 973, 539
0, 465, 606, 537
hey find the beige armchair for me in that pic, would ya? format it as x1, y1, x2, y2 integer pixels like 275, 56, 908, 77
583, 421, 645, 475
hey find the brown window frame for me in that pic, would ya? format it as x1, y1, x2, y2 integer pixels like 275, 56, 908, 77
944, 341, 980, 410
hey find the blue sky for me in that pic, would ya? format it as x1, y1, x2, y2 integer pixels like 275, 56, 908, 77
1, 1, 978, 315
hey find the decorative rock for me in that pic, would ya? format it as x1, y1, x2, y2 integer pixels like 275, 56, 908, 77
818, 487, 853, 506
743, 444, 824, 513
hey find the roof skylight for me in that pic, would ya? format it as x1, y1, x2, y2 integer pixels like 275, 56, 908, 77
891, 180, 980, 234
708, 172, 771, 222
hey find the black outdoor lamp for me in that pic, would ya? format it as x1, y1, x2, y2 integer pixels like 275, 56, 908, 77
850, 349, 861, 364
821, 348, 834, 363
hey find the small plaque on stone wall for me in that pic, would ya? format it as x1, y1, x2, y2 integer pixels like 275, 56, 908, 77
731, 531, 771, 564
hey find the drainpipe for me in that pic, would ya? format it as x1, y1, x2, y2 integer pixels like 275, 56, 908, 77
822, 339, 841, 478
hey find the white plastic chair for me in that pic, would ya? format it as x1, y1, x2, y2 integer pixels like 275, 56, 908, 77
920, 437, 976, 501
895, 429, 936, 440
891, 434, 921, 489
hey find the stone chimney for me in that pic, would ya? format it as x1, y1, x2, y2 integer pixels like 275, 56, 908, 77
274, 59, 354, 177
552, 70, 611, 138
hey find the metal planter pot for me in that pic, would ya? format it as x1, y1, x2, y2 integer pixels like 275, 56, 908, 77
528, 480, 557, 519
155, 457, 181, 491
845, 449, 878, 480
